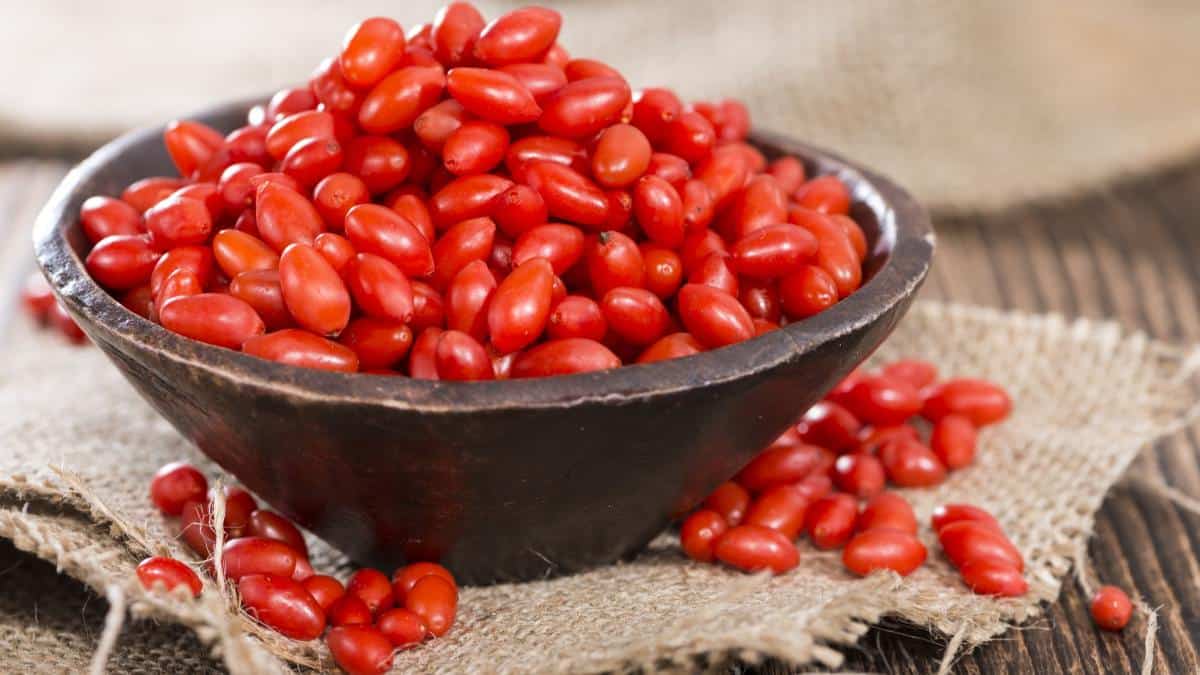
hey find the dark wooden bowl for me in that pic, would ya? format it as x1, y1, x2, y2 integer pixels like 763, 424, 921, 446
33, 98, 934, 584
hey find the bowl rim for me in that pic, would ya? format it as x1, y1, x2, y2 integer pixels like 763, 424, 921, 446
34, 97, 934, 413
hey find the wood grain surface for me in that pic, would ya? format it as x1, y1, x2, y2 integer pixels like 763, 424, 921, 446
3, 159, 1198, 673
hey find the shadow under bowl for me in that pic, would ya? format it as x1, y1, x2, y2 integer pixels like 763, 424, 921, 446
34, 98, 934, 584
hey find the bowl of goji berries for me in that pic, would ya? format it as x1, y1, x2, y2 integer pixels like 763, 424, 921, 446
32, 3, 933, 584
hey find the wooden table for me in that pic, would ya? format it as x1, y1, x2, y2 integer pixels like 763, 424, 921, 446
3, 159, 1198, 673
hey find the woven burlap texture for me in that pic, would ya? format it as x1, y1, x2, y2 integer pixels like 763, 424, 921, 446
1, 302, 1196, 674
5, 1, 1200, 210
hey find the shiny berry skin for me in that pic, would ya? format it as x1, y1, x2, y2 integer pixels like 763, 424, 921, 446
406, 574, 457, 637
510, 338, 620, 378
922, 378, 1013, 427
435, 330, 494, 380
243, 329, 359, 372
80, 196, 144, 244
512, 223, 584, 274
329, 594, 375, 627
246, 510, 309, 558
445, 260, 496, 340
159, 293, 265, 349
149, 462, 207, 516
122, 176, 187, 213
327, 625, 395, 675
832, 454, 886, 498
343, 204, 434, 278
842, 528, 927, 577
432, 1, 486, 66
856, 492, 917, 535
228, 270, 292, 331
601, 287, 669, 346
645, 153, 691, 191
679, 229, 728, 274
499, 63, 567, 103
338, 318, 412, 370
930, 414, 977, 470
1090, 585, 1133, 631
521, 161, 609, 228
342, 253, 414, 323
377, 608, 428, 648
506, 135, 588, 176
539, 77, 632, 139
210, 231, 276, 280
358, 65, 447, 135
340, 17, 406, 89
633, 175, 684, 247
237, 574, 325, 641
881, 438, 948, 487
713, 524, 799, 574
794, 175, 851, 215
637, 332, 703, 363
662, 111, 716, 164
409, 327, 443, 379
488, 257, 555, 353
587, 231, 644, 296
491, 184, 549, 238
266, 110, 335, 161
631, 88, 683, 144
220, 536, 299, 581
734, 444, 827, 493
779, 265, 838, 319
278, 243, 351, 335
312, 172, 370, 231
432, 216, 496, 288
392, 562, 457, 604
591, 124, 652, 188
163, 120, 225, 179
680, 509, 729, 562
564, 58, 624, 82
413, 99, 470, 153
930, 503, 1003, 534
443, 121, 510, 176
676, 284, 754, 348
639, 244, 683, 299
798, 401, 861, 451
137, 556, 203, 597
429, 174, 513, 229
343, 137, 411, 195
842, 375, 923, 426
143, 196, 212, 251
178, 499, 217, 556
154, 269, 202, 316
960, 557, 1028, 597
937, 521, 1024, 571
255, 183, 325, 252
743, 484, 809, 539
548, 295, 606, 341
804, 493, 858, 550
731, 224, 817, 278
789, 207, 861, 297
345, 568, 395, 615
446, 67, 542, 125
86, 234, 160, 290
302, 575, 345, 612
474, 6, 562, 65
702, 481, 751, 526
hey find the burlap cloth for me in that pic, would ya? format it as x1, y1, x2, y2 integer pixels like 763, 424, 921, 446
5, 1, 1200, 210
2, 293, 1197, 672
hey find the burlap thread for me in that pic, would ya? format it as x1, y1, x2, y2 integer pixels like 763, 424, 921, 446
1, 301, 1197, 673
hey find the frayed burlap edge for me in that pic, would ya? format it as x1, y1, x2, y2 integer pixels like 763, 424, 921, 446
1, 301, 1198, 674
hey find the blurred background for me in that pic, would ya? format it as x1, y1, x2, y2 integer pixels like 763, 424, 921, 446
4, 0, 1200, 210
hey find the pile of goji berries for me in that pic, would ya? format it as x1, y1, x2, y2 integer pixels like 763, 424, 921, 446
680, 359, 1032, 595
141, 461, 455, 674
68, 2, 867, 378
